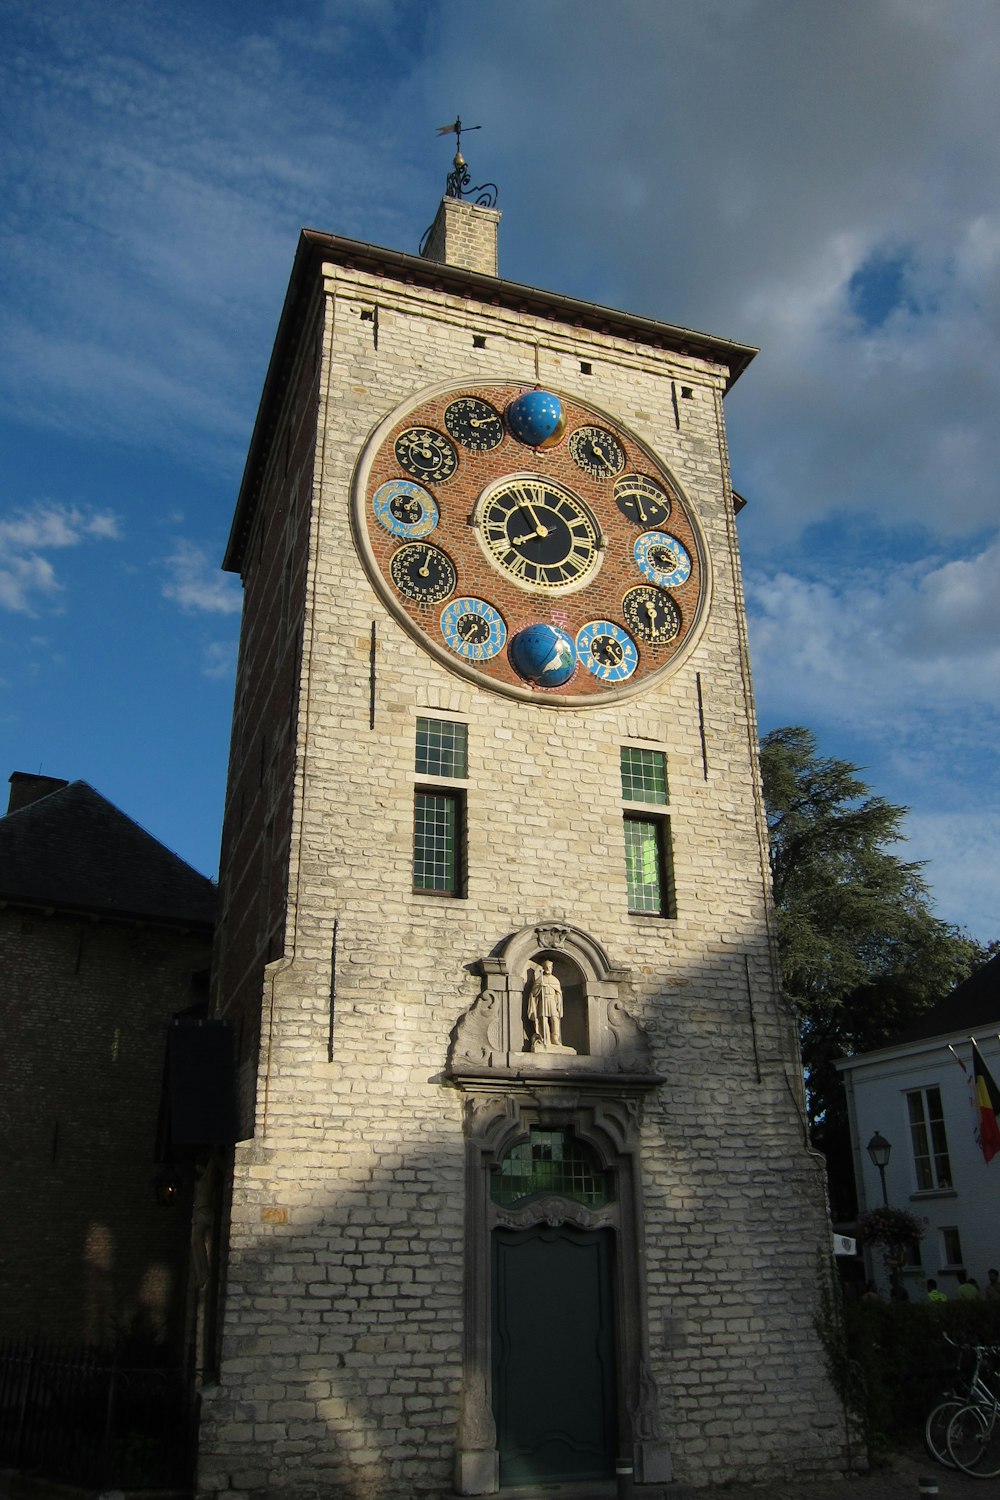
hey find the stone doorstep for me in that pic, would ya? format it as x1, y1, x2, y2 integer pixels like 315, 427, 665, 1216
444, 1488, 675, 1500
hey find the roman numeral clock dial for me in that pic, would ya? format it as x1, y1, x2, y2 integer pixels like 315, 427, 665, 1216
352, 384, 710, 704
478, 477, 601, 593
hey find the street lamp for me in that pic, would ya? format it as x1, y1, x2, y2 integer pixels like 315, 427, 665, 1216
867, 1131, 892, 1207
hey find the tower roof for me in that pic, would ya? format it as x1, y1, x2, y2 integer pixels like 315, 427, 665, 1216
0, 776, 216, 929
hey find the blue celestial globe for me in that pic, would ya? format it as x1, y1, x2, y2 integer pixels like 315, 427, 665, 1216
509, 624, 576, 688
505, 389, 566, 450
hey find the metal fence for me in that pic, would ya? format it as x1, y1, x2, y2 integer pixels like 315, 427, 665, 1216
0, 1338, 196, 1490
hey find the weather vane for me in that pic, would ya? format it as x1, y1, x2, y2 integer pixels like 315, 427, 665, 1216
435, 116, 498, 207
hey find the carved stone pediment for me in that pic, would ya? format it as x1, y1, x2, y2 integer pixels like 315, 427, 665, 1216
448, 923, 661, 1088
491, 1196, 616, 1232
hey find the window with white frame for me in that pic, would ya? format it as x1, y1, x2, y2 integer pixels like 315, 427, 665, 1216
906, 1086, 953, 1191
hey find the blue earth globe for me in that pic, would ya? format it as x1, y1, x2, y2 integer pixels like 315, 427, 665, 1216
509, 624, 577, 688
505, 389, 566, 450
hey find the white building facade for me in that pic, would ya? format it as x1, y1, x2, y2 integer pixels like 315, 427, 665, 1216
837, 955, 1000, 1297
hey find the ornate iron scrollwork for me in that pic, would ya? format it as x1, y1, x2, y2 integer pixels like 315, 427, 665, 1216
419, 117, 499, 255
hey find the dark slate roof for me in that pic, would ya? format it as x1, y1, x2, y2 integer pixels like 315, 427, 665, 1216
0, 779, 216, 929
887, 952, 1000, 1046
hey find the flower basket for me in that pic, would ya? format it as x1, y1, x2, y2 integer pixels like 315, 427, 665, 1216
855, 1207, 924, 1270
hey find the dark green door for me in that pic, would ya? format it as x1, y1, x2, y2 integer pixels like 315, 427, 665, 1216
492, 1224, 617, 1486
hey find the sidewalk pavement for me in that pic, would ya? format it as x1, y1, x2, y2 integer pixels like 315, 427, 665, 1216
689, 1446, 995, 1500
3, 1449, 992, 1500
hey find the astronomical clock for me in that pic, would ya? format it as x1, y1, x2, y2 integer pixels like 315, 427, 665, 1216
351, 382, 711, 705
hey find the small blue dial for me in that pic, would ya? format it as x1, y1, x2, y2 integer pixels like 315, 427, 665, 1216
373, 479, 439, 539
633, 530, 692, 589
440, 597, 507, 661
576, 620, 639, 682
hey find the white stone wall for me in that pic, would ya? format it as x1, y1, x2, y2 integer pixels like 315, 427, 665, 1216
841, 1031, 1000, 1297
199, 262, 847, 1499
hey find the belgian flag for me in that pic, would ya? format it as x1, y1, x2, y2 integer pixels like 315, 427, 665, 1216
972, 1043, 1000, 1164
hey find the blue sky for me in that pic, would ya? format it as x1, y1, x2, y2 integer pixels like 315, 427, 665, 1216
2, 0, 998, 942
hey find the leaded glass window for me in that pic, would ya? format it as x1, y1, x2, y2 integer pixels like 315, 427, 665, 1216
620, 746, 668, 804
491, 1129, 612, 1208
415, 717, 468, 778
624, 814, 674, 915
413, 791, 461, 894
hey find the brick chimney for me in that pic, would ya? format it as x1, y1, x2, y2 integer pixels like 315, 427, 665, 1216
7, 772, 69, 814
420, 196, 500, 276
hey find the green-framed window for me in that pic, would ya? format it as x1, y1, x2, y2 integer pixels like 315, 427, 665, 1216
413, 718, 468, 897
621, 746, 674, 915
413, 790, 463, 894
416, 717, 468, 778
624, 814, 673, 915
620, 746, 668, 805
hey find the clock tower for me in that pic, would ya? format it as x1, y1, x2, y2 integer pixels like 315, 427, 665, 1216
198, 174, 846, 1498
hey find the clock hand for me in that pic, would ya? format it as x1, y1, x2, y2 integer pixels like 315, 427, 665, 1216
634, 499, 648, 523
511, 530, 541, 545
517, 503, 549, 538
469, 416, 495, 428
418, 549, 432, 578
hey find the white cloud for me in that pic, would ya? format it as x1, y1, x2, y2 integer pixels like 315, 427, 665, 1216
162, 541, 243, 616
748, 535, 1000, 941
748, 530, 1000, 730
905, 809, 1000, 944
0, 503, 120, 613
202, 640, 238, 680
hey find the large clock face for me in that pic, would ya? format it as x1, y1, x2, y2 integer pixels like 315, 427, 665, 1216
477, 476, 601, 593
351, 382, 710, 704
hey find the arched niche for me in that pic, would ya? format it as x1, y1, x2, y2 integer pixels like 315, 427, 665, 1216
448, 922, 660, 1084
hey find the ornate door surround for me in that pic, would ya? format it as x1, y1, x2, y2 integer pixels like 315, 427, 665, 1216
449, 924, 671, 1495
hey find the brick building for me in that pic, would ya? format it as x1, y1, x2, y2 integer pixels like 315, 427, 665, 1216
198, 185, 846, 1497
0, 772, 216, 1356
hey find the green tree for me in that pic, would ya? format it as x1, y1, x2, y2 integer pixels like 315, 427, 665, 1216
759, 726, 986, 1217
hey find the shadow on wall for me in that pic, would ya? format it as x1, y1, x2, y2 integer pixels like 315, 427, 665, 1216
197, 946, 836, 1498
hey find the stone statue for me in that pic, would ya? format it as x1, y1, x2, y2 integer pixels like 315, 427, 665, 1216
528, 960, 563, 1049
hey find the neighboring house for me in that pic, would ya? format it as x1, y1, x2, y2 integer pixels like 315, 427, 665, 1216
0, 771, 217, 1355
837, 954, 1000, 1298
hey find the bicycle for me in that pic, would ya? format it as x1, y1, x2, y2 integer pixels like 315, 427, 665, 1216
924, 1335, 1000, 1469
947, 1373, 1000, 1479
